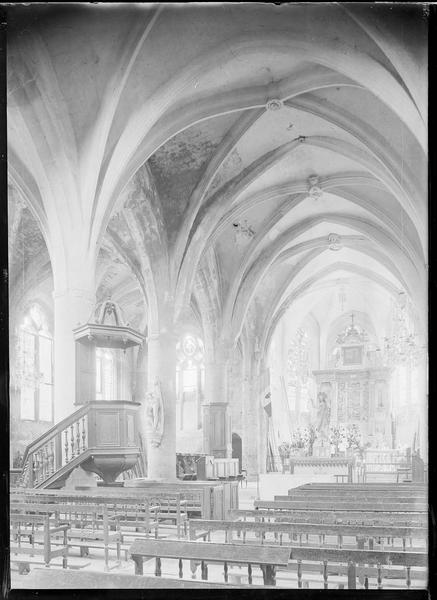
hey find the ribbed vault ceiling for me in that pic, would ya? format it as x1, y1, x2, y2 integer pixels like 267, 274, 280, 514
7, 3, 427, 357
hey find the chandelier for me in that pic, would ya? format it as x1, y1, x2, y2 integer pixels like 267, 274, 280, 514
336, 313, 368, 345
381, 292, 427, 366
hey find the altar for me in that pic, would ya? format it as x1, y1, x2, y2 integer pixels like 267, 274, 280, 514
312, 314, 392, 448
289, 456, 354, 481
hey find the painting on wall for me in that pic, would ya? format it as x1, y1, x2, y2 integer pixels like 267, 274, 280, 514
342, 346, 363, 365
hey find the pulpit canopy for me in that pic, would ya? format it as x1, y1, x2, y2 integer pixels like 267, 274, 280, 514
73, 300, 144, 349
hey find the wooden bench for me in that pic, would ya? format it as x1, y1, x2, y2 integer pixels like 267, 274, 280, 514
286, 545, 427, 589
255, 500, 427, 512
229, 508, 427, 527
14, 488, 185, 538
278, 494, 426, 504
11, 502, 123, 570
297, 483, 427, 492
288, 484, 427, 499
188, 518, 426, 551
129, 538, 290, 585
19, 568, 275, 589
12, 489, 163, 539
10, 513, 70, 574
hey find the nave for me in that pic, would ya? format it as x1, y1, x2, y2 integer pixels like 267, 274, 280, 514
10, 479, 427, 590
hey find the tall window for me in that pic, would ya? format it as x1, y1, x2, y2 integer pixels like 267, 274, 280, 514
176, 335, 204, 431
16, 305, 53, 422
287, 328, 311, 415
96, 348, 116, 400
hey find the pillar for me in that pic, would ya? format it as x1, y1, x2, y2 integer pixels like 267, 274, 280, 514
52, 286, 95, 422
146, 330, 177, 481
242, 355, 263, 478
203, 342, 232, 457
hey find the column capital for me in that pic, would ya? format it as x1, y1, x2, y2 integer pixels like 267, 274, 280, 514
147, 329, 179, 344
52, 287, 95, 302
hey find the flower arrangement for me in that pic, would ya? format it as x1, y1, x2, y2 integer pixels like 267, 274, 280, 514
329, 424, 366, 456
278, 441, 292, 460
345, 424, 361, 450
290, 428, 306, 451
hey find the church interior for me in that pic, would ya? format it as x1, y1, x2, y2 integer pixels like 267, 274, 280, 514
7, 3, 428, 591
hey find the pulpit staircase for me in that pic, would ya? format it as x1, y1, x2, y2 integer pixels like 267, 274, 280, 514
16, 401, 142, 489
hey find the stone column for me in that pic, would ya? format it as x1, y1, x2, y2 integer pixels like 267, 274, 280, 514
146, 330, 178, 481
52, 287, 95, 423
242, 355, 262, 478
203, 342, 232, 457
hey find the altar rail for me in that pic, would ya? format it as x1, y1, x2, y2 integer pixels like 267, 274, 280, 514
287, 457, 354, 481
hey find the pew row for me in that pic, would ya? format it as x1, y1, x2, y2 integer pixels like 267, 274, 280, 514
286, 546, 427, 589
188, 518, 426, 551
228, 508, 427, 527
10, 513, 90, 574
11, 502, 124, 569
255, 500, 427, 512
12, 488, 187, 537
278, 494, 425, 504
129, 538, 290, 585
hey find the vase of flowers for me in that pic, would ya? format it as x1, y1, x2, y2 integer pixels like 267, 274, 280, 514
329, 426, 346, 457
278, 441, 292, 473
290, 429, 306, 457
345, 424, 361, 456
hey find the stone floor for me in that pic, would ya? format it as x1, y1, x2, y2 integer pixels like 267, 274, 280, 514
11, 476, 427, 590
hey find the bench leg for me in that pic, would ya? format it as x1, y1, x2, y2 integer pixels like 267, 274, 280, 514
200, 560, 208, 580
347, 561, 357, 589
190, 560, 198, 579
133, 555, 143, 575
104, 546, 109, 572
262, 564, 276, 586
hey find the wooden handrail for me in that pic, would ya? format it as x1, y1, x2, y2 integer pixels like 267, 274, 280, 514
21, 404, 90, 468
18, 400, 140, 488
22, 401, 139, 466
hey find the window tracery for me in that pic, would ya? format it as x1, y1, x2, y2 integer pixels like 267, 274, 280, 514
13, 304, 53, 422
176, 335, 204, 431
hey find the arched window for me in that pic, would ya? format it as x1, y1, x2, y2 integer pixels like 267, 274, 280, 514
15, 305, 53, 422
287, 328, 311, 417
176, 335, 204, 431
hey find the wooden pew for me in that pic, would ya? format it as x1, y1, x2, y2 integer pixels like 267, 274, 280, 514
255, 500, 427, 512
12, 489, 163, 539
297, 483, 427, 492
11, 501, 122, 570
186, 520, 426, 589
229, 508, 427, 527
18, 568, 275, 589
13, 488, 184, 538
278, 494, 425, 504
129, 538, 290, 585
289, 485, 427, 498
286, 545, 427, 589
188, 518, 426, 551
10, 513, 70, 574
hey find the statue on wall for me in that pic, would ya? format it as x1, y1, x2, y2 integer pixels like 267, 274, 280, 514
145, 378, 164, 447
316, 391, 331, 439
